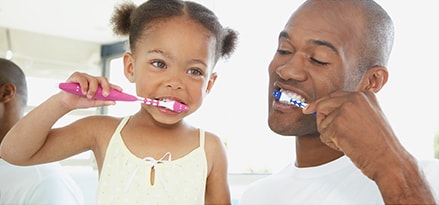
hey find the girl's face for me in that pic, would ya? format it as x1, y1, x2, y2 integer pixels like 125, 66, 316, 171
124, 16, 217, 125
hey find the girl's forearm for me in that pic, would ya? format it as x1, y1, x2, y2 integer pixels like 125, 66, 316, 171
0, 93, 72, 165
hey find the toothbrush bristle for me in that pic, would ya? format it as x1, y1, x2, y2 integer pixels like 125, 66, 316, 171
273, 90, 282, 100
158, 100, 188, 113
173, 102, 188, 113
143, 98, 187, 112
272, 90, 308, 109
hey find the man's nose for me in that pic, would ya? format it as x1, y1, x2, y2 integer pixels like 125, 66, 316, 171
275, 56, 307, 81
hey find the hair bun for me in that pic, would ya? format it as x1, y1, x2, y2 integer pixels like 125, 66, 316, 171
221, 28, 239, 59
111, 2, 137, 36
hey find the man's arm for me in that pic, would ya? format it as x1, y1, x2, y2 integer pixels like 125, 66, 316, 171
304, 90, 437, 204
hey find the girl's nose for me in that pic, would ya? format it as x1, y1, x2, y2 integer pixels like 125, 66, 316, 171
164, 76, 183, 90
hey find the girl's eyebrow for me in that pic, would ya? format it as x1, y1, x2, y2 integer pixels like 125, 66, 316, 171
148, 49, 208, 67
189, 59, 208, 67
148, 49, 172, 59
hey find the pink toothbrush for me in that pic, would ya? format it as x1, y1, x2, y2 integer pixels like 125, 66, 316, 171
58, 82, 188, 113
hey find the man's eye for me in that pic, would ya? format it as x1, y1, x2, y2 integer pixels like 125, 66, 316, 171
152, 60, 166, 69
276, 49, 292, 55
310, 57, 329, 66
187, 68, 203, 76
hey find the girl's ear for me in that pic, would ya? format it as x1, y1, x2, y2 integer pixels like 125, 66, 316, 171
0, 83, 16, 103
123, 52, 135, 83
357, 66, 388, 93
205, 72, 218, 94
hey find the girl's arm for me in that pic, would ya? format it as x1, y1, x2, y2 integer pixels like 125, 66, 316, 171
0, 72, 116, 165
204, 132, 231, 205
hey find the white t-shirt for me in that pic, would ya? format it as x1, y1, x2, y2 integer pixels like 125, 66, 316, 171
239, 156, 439, 205
0, 159, 84, 205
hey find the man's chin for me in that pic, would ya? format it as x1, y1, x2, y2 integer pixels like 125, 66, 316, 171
268, 120, 318, 137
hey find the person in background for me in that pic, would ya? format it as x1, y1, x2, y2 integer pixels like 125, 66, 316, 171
239, 0, 439, 204
0, 58, 84, 204
0, 0, 238, 204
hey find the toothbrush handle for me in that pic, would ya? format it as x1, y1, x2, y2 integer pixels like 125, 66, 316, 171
58, 82, 138, 101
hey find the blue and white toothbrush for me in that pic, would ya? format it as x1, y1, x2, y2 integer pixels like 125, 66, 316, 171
272, 90, 309, 109
273, 90, 315, 115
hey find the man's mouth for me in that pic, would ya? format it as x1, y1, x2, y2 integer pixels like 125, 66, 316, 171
276, 89, 307, 105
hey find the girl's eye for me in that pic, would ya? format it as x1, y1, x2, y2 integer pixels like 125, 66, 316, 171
310, 57, 329, 66
151, 60, 166, 69
187, 68, 203, 76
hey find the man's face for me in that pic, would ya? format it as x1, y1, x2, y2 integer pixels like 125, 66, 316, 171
267, 1, 363, 137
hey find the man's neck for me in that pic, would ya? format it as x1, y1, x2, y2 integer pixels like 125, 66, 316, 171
295, 135, 344, 167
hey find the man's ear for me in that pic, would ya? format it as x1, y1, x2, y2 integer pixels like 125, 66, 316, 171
0, 83, 16, 103
357, 66, 388, 93
123, 52, 135, 83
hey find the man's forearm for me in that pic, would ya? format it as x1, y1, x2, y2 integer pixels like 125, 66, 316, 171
376, 155, 436, 204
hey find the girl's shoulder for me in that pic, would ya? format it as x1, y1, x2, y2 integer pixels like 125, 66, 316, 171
203, 130, 223, 146
203, 130, 227, 157
72, 115, 125, 164
202, 129, 228, 179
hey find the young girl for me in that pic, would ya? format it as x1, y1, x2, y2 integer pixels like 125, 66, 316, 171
0, 0, 237, 204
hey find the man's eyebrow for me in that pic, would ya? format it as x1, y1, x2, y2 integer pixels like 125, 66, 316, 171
278, 31, 290, 40
279, 31, 339, 55
310, 39, 339, 55
279, 31, 339, 56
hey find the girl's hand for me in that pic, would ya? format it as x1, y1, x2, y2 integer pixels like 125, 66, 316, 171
60, 72, 122, 109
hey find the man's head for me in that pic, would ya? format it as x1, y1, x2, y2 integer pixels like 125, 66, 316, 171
0, 58, 27, 140
267, 0, 394, 136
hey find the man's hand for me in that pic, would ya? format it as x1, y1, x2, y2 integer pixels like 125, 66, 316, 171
303, 90, 436, 204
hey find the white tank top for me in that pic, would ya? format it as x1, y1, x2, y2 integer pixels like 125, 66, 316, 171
96, 116, 207, 205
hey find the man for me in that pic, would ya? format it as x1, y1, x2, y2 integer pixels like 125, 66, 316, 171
0, 58, 84, 204
239, 0, 439, 204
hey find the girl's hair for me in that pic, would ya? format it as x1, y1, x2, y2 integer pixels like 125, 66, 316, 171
111, 0, 238, 62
